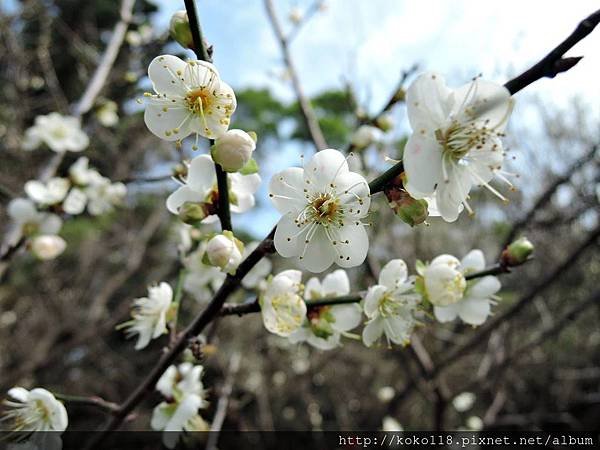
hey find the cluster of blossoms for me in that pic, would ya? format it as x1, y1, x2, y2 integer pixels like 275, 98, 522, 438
151, 362, 209, 449
22, 112, 89, 153
1, 387, 68, 447
8, 157, 126, 261
258, 250, 502, 348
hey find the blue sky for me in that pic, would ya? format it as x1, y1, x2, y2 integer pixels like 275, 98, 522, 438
150, 0, 600, 234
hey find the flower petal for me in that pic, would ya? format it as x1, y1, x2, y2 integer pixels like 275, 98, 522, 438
144, 103, 192, 141
304, 149, 348, 191
273, 214, 303, 257
435, 162, 472, 222
331, 304, 362, 332
364, 284, 387, 318
468, 275, 501, 299
434, 304, 459, 323
166, 186, 205, 214
304, 277, 323, 300
269, 167, 306, 215
148, 55, 189, 96
333, 222, 369, 269
451, 79, 512, 132
299, 226, 335, 273
186, 155, 216, 194
322, 269, 350, 296
362, 317, 383, 347
378, 259, 408, 290
406, 72, 453, 131
457, 297, 491, 326
403, 133, 443, 198
461, 249, 485, 272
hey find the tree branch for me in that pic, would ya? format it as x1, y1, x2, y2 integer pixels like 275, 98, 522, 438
85, 227, 276, 449
504, 9, 600, 94
184, 0, 232, 231
264, 0, 328, 151
55, 393, 120, 414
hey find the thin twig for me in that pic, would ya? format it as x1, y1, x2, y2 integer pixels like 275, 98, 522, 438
264, 0, 327, 151
55, 393, 120, 414
432, 224, 600, 381
504, 9, 600, 94
206, 352, 242, 450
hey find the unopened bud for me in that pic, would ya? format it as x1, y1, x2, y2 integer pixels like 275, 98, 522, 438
178, 202, 208, 224
502, 237, 534, 267
385, 178, 428, 226
375, 113, 394, 132
206, 231, 244, 274
169, 10, 194, 50
211, 129, 256, 172
351, 125, 382, 149
30, 235, 66, 260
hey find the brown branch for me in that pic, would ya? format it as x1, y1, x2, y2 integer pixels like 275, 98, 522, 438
504, 9, 600, 94
500, 145, 597, 252
432, 224, 600, 380
84, 227, 276, 449
264, 0, 328, 151
55, 394, 120, 414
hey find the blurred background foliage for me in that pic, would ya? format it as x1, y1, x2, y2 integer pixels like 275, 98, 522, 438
0, 0, 599, 444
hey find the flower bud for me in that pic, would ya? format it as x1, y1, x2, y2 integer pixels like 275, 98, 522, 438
211, 130, 256, 172
169, 10, 194, 50
30, 235, 66, 260
289, 7, 303, 24
385, 181, 428, 226
178, 202, 208, 224
502, 237, 534, 267
206, 231, 244, 274
375, 113, 394, 132
351, 125, 382, 149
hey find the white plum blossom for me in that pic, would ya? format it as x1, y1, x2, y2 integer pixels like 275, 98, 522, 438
84, 177, 127, 216
260, 270, 306, 337
144, 55, 236, 141
183, 245, 226, 303
68, 157, 102, 186
403, 72, 513, 222
120, 282, 174, 350
156, 362, 207, 400
30, 235, 66, 260
7, 198, 62, 238
432, 250, 501, 326
2, 387, 68, 432
421, 255, 466, 307
382, 416, 403, 432
206, 232, 244, 274
24, 178, 69, 206
64, 157, 126, 215
241, 242, 272, 289
362, 260, 421, 347
22, 113, 89, 153
289, 270, 362, 350
152, 363, 208, 449
211, 129, 256, 173
269, 149, 371, 273
166, 154, 260, 222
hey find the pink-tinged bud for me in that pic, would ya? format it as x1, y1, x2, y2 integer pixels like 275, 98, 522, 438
501, 237, 534, 267
169, 11, 194, 50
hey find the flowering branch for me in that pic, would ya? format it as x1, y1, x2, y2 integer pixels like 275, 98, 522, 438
504, 8, 600, 95
432, 224, 600, 381
85, 228, 276, 449
264, 0, 328, 151
184, 0, 232, 231
220, 261, 525, 317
